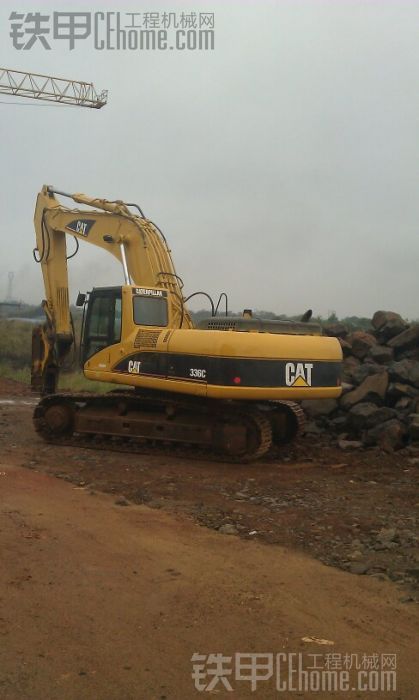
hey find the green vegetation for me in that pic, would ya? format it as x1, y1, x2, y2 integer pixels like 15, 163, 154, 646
0, 319, 112, 393
0, 363, 31, 384
58, 374, 115, 393
0, 320, 33, 367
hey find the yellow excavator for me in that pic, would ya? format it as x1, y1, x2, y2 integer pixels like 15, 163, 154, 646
31, 185, 342, 460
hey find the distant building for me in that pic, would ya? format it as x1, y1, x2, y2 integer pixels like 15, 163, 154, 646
0, 301, 22, 317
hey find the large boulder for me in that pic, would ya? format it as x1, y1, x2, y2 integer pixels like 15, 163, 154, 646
323, 322, 348, 339
341, 372, 389, 409
394, 396, 415, 411
367, 344, 394, 365
398, 347, 419, 362
351, 362, 386, 386
338, 439, 363, 450
370, 406, 398, 426
388, 325, 419, 352
372, 310, 406, 330
349, 403, 397, 431
388, 360, 419, 387
301, 399, 338, 417
396, 394, 416, 415
347, 331, 377, 360
339, 338, 353, 356
348, 402, 377, 429
372, 311, 409, 342
387, 382, 419, 400
364, 419, 407, 452
342, 356, 361, 383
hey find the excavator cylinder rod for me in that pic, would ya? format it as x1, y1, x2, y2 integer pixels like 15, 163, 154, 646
46, 187, 72, 199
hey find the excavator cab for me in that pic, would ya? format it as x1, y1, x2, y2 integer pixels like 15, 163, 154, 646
80, 287, 122, 364
79, 285, 170, 365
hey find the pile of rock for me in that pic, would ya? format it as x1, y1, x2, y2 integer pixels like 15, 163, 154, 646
302, 311, 419, 451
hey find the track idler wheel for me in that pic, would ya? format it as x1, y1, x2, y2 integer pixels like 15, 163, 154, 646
269, 401, 305, 445
218, 408, 273, 462
34, 398, 75, 440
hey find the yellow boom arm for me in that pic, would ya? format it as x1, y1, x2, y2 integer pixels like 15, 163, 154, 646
32, 185, 192, 392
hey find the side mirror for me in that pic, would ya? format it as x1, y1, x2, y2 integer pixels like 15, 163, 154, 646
76, 292, 86, 307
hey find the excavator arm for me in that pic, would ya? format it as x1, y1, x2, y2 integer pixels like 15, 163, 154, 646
31, 185, 192, 394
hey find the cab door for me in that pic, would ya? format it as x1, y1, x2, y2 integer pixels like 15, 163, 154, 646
81, 287, 122, 364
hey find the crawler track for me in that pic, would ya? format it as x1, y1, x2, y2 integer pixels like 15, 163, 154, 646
33, 390, 304, 463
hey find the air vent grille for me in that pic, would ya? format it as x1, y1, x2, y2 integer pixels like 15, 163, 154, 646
134, 330, 161, 348
206, 320, 237, 331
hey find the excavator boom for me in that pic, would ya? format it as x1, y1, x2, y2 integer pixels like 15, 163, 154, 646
32, 185, 191, 392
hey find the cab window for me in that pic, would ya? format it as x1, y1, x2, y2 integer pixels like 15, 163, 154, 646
133, 295, 168, 327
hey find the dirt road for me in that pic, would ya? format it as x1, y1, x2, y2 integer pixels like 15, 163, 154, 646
0, 379, 418, 698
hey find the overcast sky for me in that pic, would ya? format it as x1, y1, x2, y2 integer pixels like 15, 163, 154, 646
1, 0, 418, 319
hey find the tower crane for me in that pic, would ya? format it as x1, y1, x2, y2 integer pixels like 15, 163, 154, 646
0, 67, 107, 108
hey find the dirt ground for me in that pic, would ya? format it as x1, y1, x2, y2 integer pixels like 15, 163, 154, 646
0, 376, 418, 699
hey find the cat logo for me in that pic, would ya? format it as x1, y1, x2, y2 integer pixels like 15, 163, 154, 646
65, 219, 95, 237
285, 362, 313, 387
